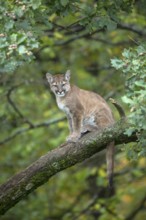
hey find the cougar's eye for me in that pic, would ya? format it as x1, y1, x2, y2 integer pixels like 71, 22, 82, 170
52, 83, 57, 87
62, 81, 66, 86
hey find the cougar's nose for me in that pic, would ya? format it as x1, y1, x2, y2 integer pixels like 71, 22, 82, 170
58, 85, 62, 92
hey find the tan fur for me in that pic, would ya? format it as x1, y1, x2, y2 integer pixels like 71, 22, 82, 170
46, 70, 115, 188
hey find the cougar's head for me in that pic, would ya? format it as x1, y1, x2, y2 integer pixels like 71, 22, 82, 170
46, 70, 71, 97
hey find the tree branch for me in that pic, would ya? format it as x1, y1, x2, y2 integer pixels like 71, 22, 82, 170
125, 192, 146, 220
0, 117, 65, 146
6, 84, 34, 127
118, 23, 146, 36
0, 120, 137, 215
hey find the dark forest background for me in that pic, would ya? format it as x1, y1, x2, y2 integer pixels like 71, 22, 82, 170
0, 0, 146, 219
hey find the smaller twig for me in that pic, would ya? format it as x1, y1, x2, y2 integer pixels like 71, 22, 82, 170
118, 23, 146, 36
91, 37, 132, 46
60, 190, 88, 219
54, 30, 99, 46
0, 117, 66, 146
109, 98, 126, 119
71, 195, 98, 220
125, 193, 146, 220
128, 35, 139, 45
6, 84, 34, 127
7, 85, 23, 118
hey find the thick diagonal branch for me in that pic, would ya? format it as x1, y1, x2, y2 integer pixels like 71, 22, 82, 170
0, 120, 137, 215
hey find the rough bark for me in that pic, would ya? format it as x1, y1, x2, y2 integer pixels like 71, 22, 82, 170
0, 120, 137, 215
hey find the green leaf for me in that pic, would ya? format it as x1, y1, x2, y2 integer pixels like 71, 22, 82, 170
17, 35, 27, 44
122, 96, 134, 104
0, 39, 8, 48
18, 45, 27, 54
60, 0, 68, 7
107, 19, 117, 31
10, 34, 17, 42
135, 80, 146, 88
136, 45, 146, 55
111, 58, 124, 69
125, 128, 135, 137
5, 20, 14, 31
31, 0, 42, 10
122, 49, 130, 58
30, 41, 39, 49
15, 7, 24, 17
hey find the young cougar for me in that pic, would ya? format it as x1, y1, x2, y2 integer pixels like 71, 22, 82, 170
46, 70, 115, 188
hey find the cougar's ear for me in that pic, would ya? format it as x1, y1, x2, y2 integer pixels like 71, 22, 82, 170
65, 70, 71, 81
46, 73, 53, 83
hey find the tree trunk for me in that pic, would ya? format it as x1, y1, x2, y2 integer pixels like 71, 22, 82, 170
0, 120, 137, 215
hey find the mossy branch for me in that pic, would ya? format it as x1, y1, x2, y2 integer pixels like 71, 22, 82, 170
0, 120, 137, 215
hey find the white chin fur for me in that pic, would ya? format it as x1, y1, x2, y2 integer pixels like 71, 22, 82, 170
56, 92, 65, 97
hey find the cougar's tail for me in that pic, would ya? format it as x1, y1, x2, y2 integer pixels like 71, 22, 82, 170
106, 141, 114, 189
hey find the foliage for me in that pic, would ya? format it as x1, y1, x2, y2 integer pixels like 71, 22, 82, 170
111, 45, 146, 159
0, 0, 135, 72
0, 0, 43, 72
0, 0, 146, 219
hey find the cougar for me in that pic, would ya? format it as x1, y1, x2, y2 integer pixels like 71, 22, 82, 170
46, 70, 115, 188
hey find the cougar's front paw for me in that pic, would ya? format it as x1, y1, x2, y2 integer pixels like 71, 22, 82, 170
66, 133, 81, 142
